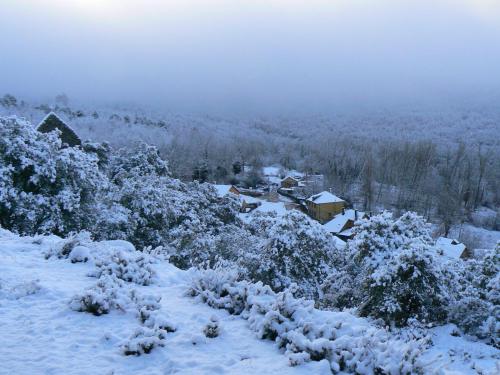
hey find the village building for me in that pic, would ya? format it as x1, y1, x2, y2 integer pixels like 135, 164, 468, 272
305, 191, 346, 223
435, 237, 471, 260
323, 209, 367, 240
280, 176, 301, 189
213, 184, 241, 198
37, 112, 81, 147
213, 184, 260, 213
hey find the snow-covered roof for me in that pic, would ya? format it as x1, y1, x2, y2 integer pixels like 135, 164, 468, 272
323, 209, 364, 233
262, 166, 281, 176
254, 201, 287, 216
435, 237, 467, 259
266, 176, 282, 185
307, 191, 344, 204
281, 175, 300, 182
213, 185, 238, 198
240, 195, 260, 204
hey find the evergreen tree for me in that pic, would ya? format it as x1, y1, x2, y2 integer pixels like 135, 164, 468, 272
245, 210, 335, 300
348, 212, 448, 326
0, 116, 104, 235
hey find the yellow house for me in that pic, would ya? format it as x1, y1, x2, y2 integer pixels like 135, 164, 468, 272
306, 191, 346, 223
280, 176, 300, 189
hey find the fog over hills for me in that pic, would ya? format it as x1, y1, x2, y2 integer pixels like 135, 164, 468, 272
1, 0, 500, 115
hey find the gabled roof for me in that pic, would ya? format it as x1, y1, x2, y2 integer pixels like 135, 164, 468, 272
307, 191, 344, 204
281, 175, 300, 182
213, 184, 239, 198
436, 237, 467, 259
37, 112, 81, 147
323, 209, 365, 233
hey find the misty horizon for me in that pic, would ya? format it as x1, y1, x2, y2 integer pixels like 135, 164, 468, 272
1, 0, 500, 115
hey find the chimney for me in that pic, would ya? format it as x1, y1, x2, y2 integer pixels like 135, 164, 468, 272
355, 209, 358, 220
342, 207, 345, 215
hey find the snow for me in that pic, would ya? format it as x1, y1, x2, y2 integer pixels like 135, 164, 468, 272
331, 236, 347, 249
262, 166, 281, 177
323, 209, 365, 234
306, 191, 344, 204
1, 230, 499, 374
436, 237, 467, 259
0, 231, 323, 375
240, 194, 261, 204
421, 325, 500, 374
213, 184, 238, 198
253, 201, 288, 216
450, 224, 500, 250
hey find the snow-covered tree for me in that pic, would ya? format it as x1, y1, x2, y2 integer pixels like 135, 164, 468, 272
244, 210, 335, 300
448, 243, 499, 346
0, 116, 105, 236
344, 212, 448, 326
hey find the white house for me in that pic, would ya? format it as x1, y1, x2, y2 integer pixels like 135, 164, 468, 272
435, 237, 470, 259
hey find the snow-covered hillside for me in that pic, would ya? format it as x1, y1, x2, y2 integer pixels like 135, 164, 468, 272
1, 229, 498, 375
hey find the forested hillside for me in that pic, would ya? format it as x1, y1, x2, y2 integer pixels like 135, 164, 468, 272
1, 94, 499, 237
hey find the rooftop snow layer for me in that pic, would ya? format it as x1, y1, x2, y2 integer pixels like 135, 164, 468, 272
323, 209, 364, 233
436, 237, 466, 259
307, 191, 344, 204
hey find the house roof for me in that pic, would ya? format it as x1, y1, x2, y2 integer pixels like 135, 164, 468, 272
281, 175, 300, 182
307, 191, 344, 204
323, 209, 365, 233
262, 166, 281, 177
37, 112, 81, 147
435, 237, 467, 259
213, 185, 238, 198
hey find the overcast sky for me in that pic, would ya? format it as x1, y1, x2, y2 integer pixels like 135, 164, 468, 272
1, 0, 500, 114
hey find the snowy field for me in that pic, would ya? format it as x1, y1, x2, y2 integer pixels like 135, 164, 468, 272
1, 229, 498, 375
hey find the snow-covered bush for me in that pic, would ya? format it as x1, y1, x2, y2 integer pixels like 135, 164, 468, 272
186, 265, 263, 315
69, 275, 133, 316
91, 249, 156, 286
203, 316, 220, 338
44, 231, 92, 261
325, 212, 448, 327
188, 268, 424, 374
121, 327, 167, 356
243, 210, 335, 300
448, 243, 499, 347
101, 142, 242, 262
0, 116, 105, 236
135, 293, 176, 333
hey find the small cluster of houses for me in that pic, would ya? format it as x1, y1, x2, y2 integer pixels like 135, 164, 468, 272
216, 176, 470, 260
34, 113, 471, 261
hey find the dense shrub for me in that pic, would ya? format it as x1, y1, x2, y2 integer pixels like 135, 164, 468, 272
188, 267, 424, 374
203, 316, 220, 338
121, 327, 167, 356
242, 210, 335, 300
91, 249, 156, 286
0, 117, 105, 236
325, 212, 448, 327
448, 243, 499, 347
69, 275, 132, 316
44, 231, 92, 261
135, 293, 176, 333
